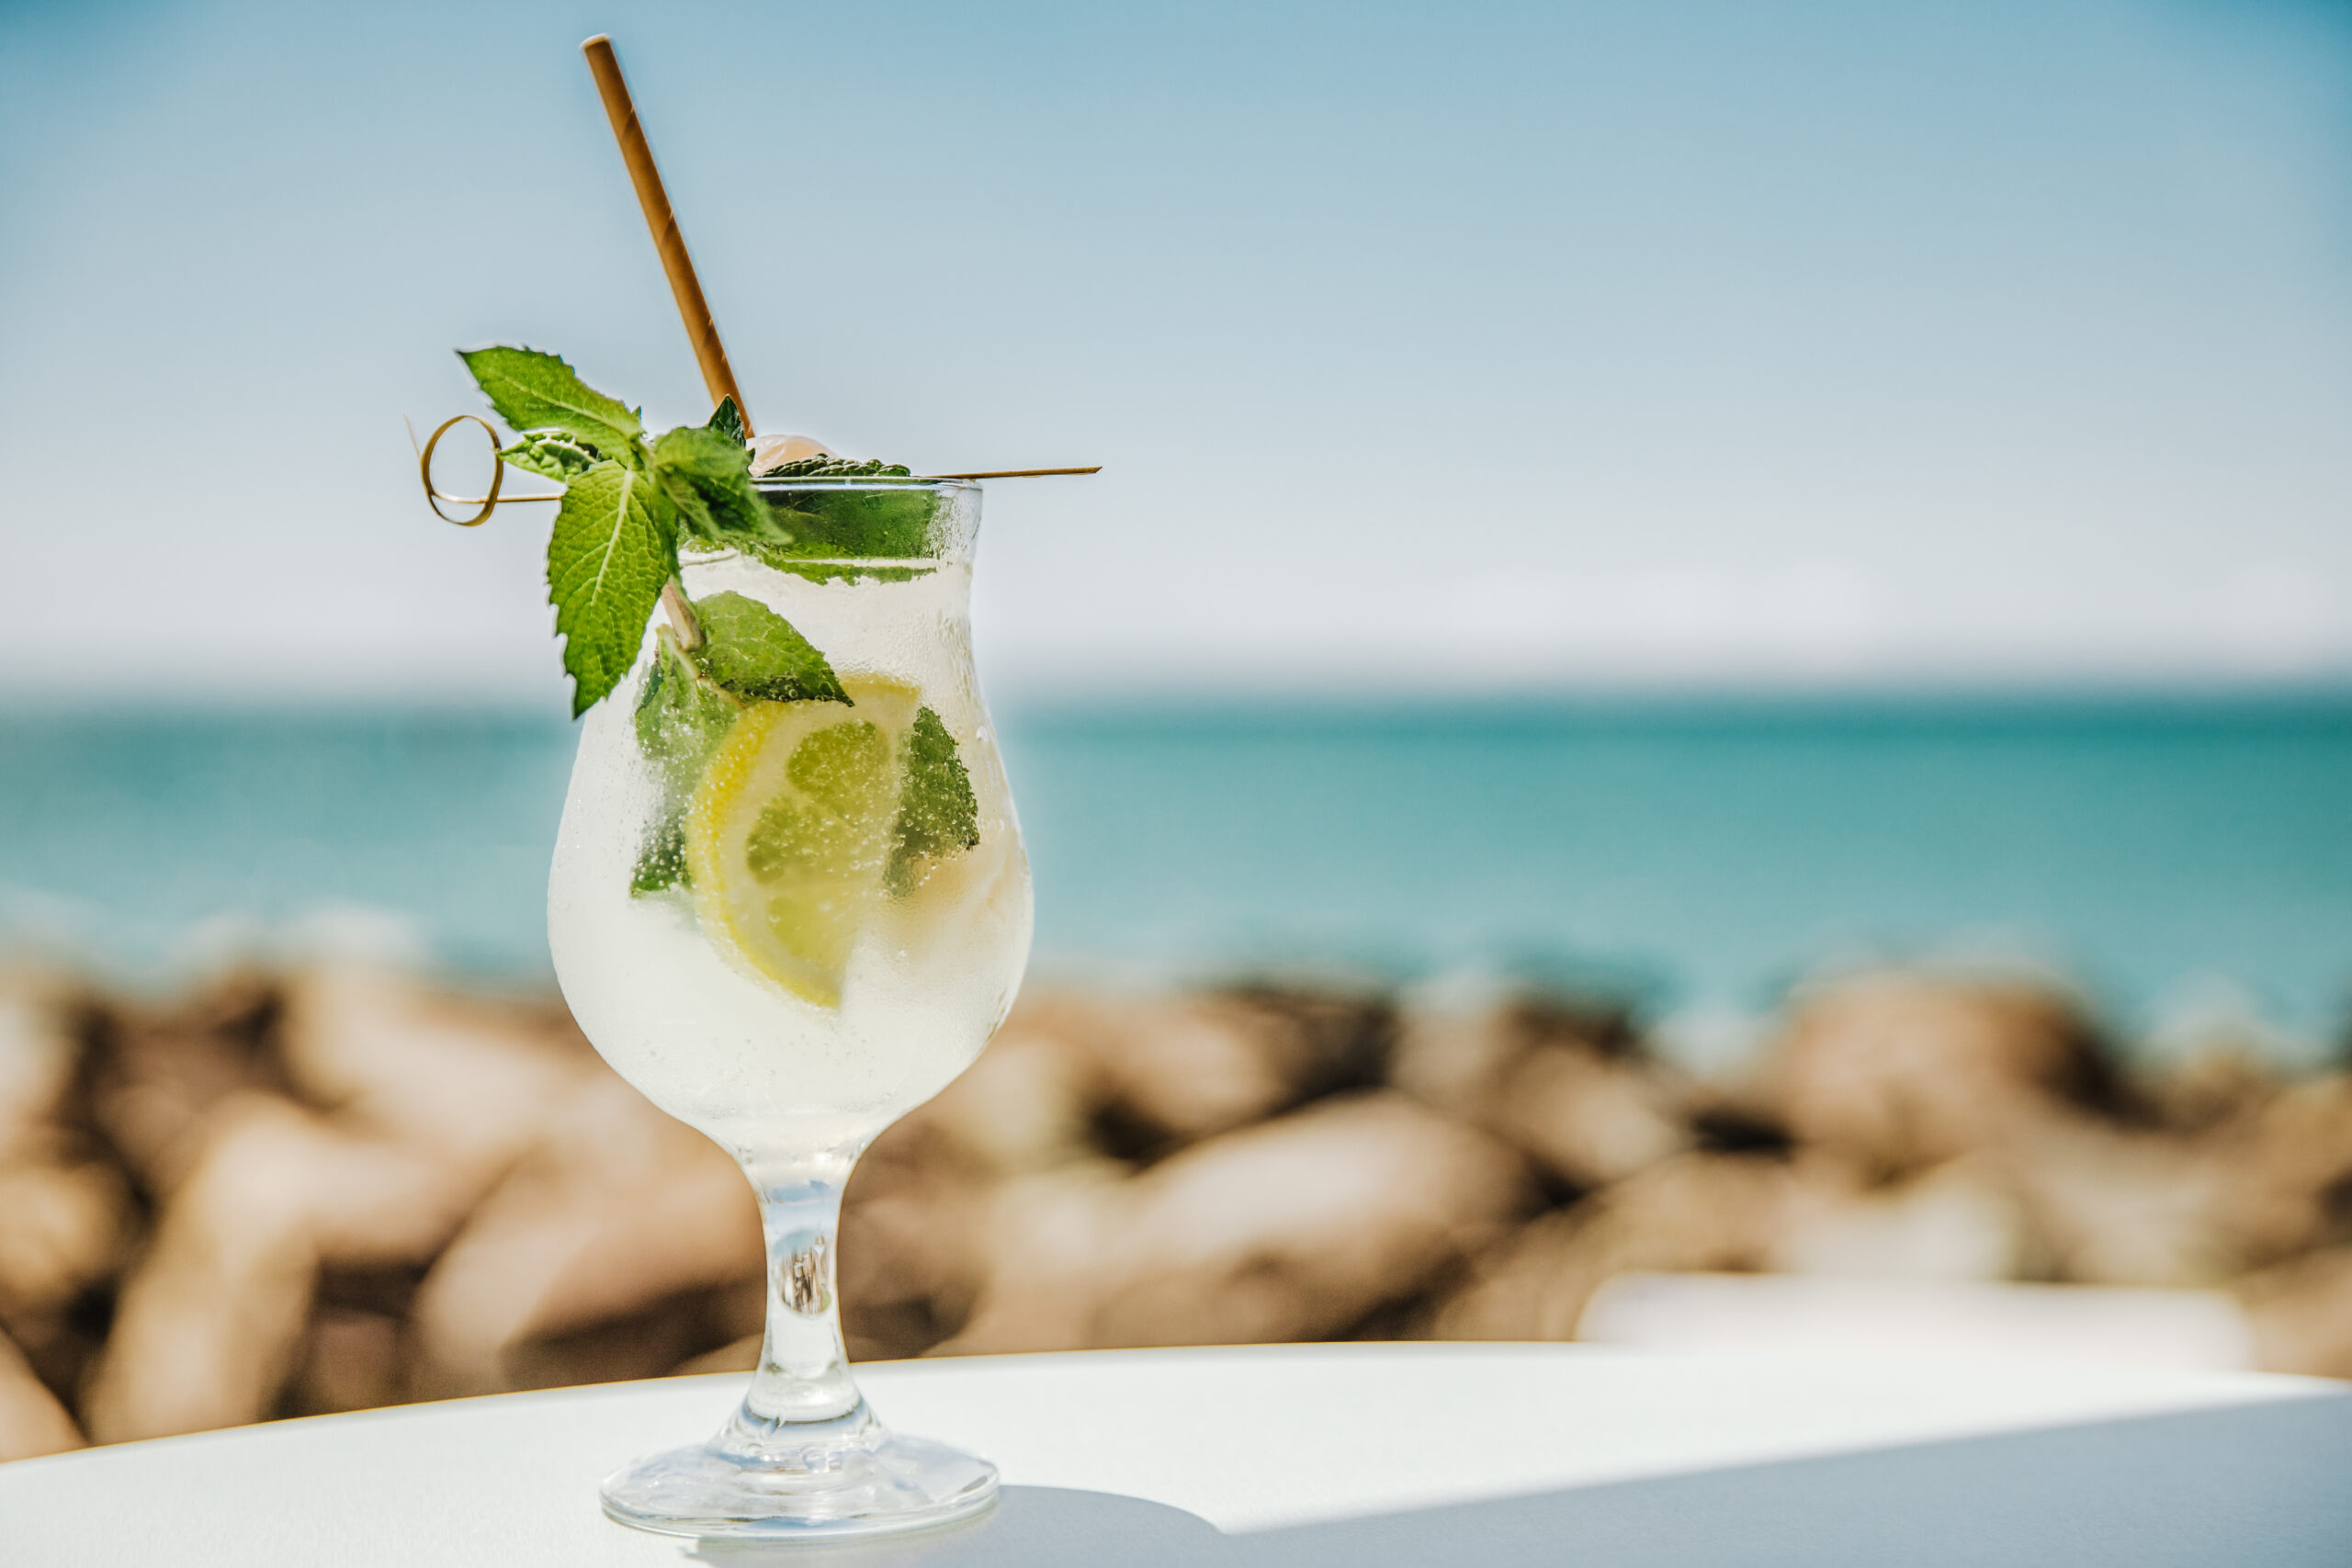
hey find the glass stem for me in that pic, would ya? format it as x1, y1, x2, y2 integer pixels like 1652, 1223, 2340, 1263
718, 1145, 874, 1462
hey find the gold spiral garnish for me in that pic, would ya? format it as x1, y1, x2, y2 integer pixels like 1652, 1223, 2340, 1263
416, 413, 561, 526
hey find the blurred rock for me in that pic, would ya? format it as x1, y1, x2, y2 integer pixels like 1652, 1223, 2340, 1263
674, 1332, 762, 1378
80, 1097, 312, 1442
0, 1326, 81, 1462
1777, 1153, 2038, 1282
0, 976, 129, 1361
1392, 987, 1686, 1190
1758, 973, 2122, 1174
1487, 1045, 1691, 1190
2002, 1120, 2233, 1287
0, 977, 82, 1162
1093, 1093, 1532, 1346
84, 970, 287, 1194
277, 963, 593, 1179
928, 1158, 1136, 1355
83, 1092, 481, 1441
946, 1095, 1533, 1353
1390, 987, 1629, 1114
287, 1308, 405, 1417
2240, 1246, 2352, 1378
509, 1278, 764, 1392
1017, 987, 1387, 1155
70, 964, 616, 1427
2211, 1076, 2352, 1268
2141, 1047, 2278, 1135
869, 1027, 1104, 1183
408, 1073, 761, 1397
836, 1175, 992, 1362
0, 1159, 133, 1323
1428, 1153, 1794, 1341
9, 957, 2352, 1458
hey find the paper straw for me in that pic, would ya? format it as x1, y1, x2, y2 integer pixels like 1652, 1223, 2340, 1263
582, 35, 752, 435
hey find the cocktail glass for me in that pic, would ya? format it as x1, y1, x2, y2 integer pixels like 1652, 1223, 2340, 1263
548, 477, 1032, 1539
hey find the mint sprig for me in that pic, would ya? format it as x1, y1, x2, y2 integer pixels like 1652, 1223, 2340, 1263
452, 344, 986, 908
454, 344, 928, 711
457, 349, 765, 712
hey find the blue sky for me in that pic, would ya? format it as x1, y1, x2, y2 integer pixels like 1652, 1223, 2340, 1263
4, 0, 2349, 701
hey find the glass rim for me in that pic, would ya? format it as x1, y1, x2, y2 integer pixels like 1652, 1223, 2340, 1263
750, 475, 978, 493
675, 546, 950, 569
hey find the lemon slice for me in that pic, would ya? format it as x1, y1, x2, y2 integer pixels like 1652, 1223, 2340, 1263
685, 676, 922, 1007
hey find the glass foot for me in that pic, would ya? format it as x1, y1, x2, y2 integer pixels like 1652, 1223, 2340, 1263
600, 1431, 1000, 1540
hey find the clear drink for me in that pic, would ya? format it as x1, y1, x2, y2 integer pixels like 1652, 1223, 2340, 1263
548, 478, 1032, 1538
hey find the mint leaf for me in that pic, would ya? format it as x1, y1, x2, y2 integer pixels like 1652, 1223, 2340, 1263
653, 423, 752, 485
727, 453, 940, 571
707, 396, 747, 444
547, 460, 677, 716
688, 591, 848, 705
501, 432, 602, 481
635, 626, 741, 778
887, 705, 979, 895
757, 486, 939, 566
651, 423, 770, 548
630, 818, 691, 896
459, 347, 643, 460
629, 627, 741, 893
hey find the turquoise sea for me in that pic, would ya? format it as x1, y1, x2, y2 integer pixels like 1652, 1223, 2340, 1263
3, 694, 2349, 1058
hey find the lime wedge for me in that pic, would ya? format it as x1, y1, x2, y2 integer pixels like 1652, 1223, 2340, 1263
684, 676, 921, 1007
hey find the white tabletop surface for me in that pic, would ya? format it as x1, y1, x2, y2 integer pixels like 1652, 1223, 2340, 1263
4, 1343, 2348, 1566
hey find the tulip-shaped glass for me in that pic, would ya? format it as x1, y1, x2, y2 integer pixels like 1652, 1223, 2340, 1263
548, 478, 1031, 1539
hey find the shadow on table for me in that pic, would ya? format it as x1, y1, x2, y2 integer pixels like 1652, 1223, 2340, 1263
684, 1487, 1227, 1567
1242, 1389, 2352, 1568
681, 1392, 2352, 1566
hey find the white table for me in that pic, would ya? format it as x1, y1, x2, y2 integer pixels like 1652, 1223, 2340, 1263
5, 1344, 2348, 1565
